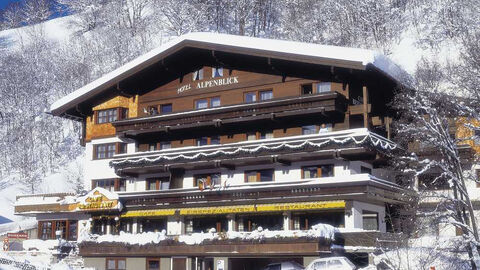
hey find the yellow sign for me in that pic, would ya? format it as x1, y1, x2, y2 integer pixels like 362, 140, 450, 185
119, 201, 345, 217
179, 201, 345, 216
77, 190, 118, 211
121, 209, 176, 218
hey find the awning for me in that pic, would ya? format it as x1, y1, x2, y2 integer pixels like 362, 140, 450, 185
120, 200, 345, 218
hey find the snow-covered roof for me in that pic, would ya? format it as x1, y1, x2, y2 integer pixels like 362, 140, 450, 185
50, 32, 409, 116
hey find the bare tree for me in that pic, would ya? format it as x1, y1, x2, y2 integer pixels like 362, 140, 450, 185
392, 58, 480, 269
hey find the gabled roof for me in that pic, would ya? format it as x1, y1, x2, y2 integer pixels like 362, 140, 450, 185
49, 32, 409, 117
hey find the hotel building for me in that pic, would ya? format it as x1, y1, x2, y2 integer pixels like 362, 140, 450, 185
14, 33, 410, 270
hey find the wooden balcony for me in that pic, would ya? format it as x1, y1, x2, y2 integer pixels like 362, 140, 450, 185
113, 92, 348, 136
110, 129, 398, 175
119, 174, 409, 211
78, 231, 389, 257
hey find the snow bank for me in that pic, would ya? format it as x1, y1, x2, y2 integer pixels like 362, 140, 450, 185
22, 239, 59, 252
79, 223, 338, 246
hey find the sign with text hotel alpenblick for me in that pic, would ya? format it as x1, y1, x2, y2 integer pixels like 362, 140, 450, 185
177, 76, 239, 94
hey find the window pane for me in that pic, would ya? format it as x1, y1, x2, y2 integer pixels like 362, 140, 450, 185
212, 67, 223, 78
301, 84, 313, 95
247, 132, 256, 141
160, 141, 171, 150
196, 137, 208, 146
160, 180, 170, 190
260, 90, 273, 101
161, 104, 172, 113
320, 165, 334, 177
303, 167, 318, 178
260, 131, 273, 139
246, 172, 257, 182
107, 144, 116, 157
316, 82, 331, 93
302, 125, 316, 135
107, 260, 116, 270
117, 260, 126, 270
148, 106, 158, 115
211, 173, 221, 186
210, 136, 220, 145
245, 92, 256, 103
195, 99, 208, 109
363, 211, 379, 230
211, 97, 221, 107
148, 260, 160, 270
259, 170, 273, 182
193, 69, 203, 81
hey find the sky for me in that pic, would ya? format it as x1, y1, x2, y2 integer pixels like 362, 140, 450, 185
0, 0, 20, 10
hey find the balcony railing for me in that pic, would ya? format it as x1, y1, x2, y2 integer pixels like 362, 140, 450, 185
110, 128, 398, 174
113, 92, 347, 136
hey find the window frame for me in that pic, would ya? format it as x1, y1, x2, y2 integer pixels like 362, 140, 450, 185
92, 178, 126, 192
193, 68, 204, 81
193, 173, 221, 188
106, 258, 126, 270
146, 177, 170, 191
212, 67, 224, 78
301, 164, 334, 179
93, 143, 127, 159
95, 108, 128, 124
146, 258, 161, 270
244, 169, 274, 183
38, 220, 77, 240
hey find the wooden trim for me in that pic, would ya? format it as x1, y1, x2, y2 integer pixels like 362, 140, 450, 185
363, 86, 368, 128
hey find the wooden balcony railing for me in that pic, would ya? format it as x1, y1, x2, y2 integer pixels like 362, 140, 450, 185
113, 92, 347, 135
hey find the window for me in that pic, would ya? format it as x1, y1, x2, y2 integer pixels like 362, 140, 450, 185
96, 109, 119, 124
247, 132, 257, 141
147, 259, 160, 270
316, 82, 331, 93
38, 220, 77, 240
245, 169, 274, 182
107, 258, 126, 270
247, 131, 273, 140
148, 106, 159, 115
195, 99, 209, 109
194, 173, 221, 188
210, 136, 220, 145
362, 211, 379, 230
301, 84, 313, 95
302, 164, 334, 178
260, 131, 273, 139
244, 92, 257, 103
93, 179, 115, 191
259, 90, 273, 101
94, 143, 118, 159
302, 125, 317, 135
212, 67, 223, 78
92, 179, 125, 192
146, 177, 170, 191
40, 221, 52, 240
118, 143, 127, 154
211, 97, 221, 107
193, 68, 204, 81
149, 143, 156, 151
196, 137, 209, 146
160, 141, 171, 150
161, 103, 172, 113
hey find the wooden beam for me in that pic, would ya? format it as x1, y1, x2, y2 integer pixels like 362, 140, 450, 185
362, 86, 369, 128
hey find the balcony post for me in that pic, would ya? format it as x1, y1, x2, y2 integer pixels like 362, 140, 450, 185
283, 211, 291, 230
132, 218, 138, 234
227, 214, 236, 232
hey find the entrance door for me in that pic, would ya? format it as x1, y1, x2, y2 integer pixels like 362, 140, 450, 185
172, 257, 186, 270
